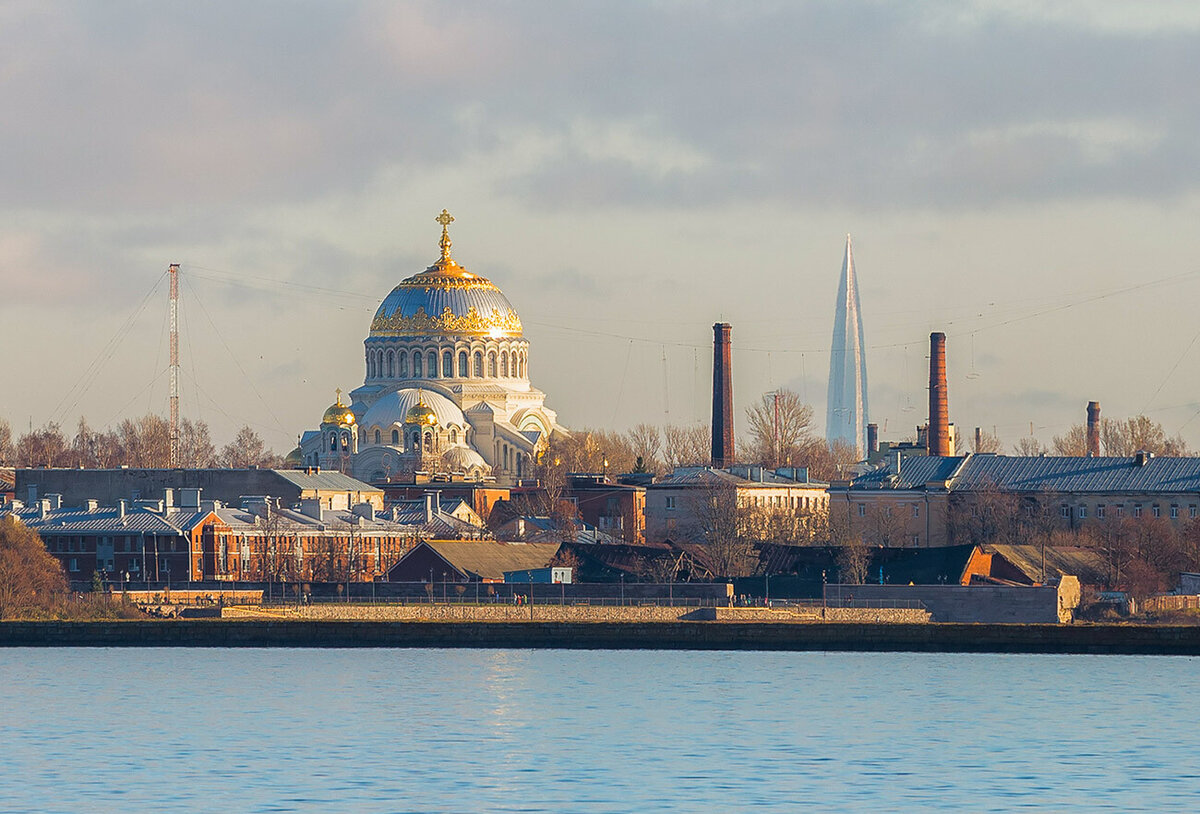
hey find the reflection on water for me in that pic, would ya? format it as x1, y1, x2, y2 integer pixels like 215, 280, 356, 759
1, 648, 1198, 812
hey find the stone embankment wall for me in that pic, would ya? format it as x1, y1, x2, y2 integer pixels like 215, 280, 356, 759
7, 620, 1200, 654
229, 604, 931, 624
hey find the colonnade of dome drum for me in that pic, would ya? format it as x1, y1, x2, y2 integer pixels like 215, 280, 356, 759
364, 340, 529, 383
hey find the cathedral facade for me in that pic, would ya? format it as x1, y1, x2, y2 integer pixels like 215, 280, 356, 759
297, 211, 564, 484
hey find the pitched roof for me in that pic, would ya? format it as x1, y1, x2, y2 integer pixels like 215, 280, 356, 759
2, 506, 188, 535
957, 454, 1200, 494
846, 456, 968, 490
985, 544, 1106, 584
271, 469, 380, 493
417, 541, 561, 580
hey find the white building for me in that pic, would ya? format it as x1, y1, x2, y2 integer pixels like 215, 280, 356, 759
298, 211, 565, 484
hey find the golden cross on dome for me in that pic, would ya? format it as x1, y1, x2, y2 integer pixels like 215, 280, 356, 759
335, 387, 343, 405
436, 209, 454, 260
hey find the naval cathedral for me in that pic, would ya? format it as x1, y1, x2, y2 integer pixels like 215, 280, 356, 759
297, 211, 565, 484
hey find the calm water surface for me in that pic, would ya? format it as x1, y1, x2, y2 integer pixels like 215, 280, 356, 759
0, 648, 1197, 812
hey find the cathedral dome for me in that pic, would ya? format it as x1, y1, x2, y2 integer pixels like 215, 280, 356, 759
361, 388, 465, 430
370, 210, 523, 340
441, 445, 488, 473
321, 391, 356, 426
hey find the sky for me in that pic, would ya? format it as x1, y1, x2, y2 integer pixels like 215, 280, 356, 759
5, 1, 1200, 454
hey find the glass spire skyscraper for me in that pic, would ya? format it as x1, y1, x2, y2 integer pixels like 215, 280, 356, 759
825, 234, 869, 457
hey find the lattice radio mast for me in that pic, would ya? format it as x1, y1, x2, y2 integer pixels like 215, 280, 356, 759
168, 263, 180, 467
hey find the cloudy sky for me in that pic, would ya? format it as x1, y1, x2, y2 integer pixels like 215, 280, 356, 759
5, 1, 1200, 454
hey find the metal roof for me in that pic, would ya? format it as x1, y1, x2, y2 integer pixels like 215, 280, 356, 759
847, 454, 1200, 495
2, 506, 191, 535
651, 467, 827, 489
845, 456, 968, 490
271, 469, 380, 493
405, 541, 560, 581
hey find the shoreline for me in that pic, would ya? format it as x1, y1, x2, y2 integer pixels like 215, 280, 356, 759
3, 620, 1200, 654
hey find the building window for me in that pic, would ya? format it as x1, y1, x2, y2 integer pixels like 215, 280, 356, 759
427, 351, 437, 377
413, 352, 423, 377
1079, 506, 1087, 519
374, 430, 381, 444
1191, 506, 1197, 519
665, 496, 676, 510
443, 351, 453, 377
1097, 505, 1106, 518
1060, 505, 1070, 518
1116, 505, 1124, 517
912, 504, 920, 518
458, 350, 468, 377
912, 535, 920, 547
501, 352, 509, 377
473, 351, 483, 377
488, 352, 497, 377
386, 350, 394, 377
392, 429, 399, 445
1171, 505, 1179, 519
367, 354, 375, 379
449, 429, 457, 444
1152, 505, 1161, 518
1133, 505, 1142, 518
399, 352, 408, 377
857, 504, 866, 517
69, 558, 79, 572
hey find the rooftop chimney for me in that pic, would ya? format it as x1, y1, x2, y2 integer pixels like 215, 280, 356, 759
928, 332, 951, 456
1087, 401, 1101, 457
711, 322, 734, 467
866, 423, 879, 456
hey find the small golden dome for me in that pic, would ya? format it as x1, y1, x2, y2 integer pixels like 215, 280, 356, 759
405, 392, 439, 427
283, 446, 304, 467
322, 389, 357, 426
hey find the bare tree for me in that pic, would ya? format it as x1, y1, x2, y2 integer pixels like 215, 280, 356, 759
663, 424, 711, 469
15, 423, 72, 468
221, 425, 278, 468
0, 419, 13, 465
178, 419, 218, 467
1052, 425, 1088, 456
626, 423, 664, 474
683, 479, 754, 577
1012, 436, 1048, 456
836, 540, 873, 585
1102, 415, 1188, 457
973, 430, 1003, 454
744, 389, 816, 467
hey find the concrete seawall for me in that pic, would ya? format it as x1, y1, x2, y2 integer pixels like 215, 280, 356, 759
4, 621, 1200, 654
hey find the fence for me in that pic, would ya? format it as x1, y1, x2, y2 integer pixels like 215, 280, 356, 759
1140, 594, 1200, 613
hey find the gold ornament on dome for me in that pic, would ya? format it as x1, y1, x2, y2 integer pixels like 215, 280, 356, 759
371, 305, 523, 337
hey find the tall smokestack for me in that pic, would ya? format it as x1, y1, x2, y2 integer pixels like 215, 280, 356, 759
711, 322, 734, 468
1087, 401, 1101, 457
866, 423, 879, 455
928, 332, 951, 456
975, 427, 982, 453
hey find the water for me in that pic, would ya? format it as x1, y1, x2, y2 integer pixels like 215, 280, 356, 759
1, 649, 1197, 812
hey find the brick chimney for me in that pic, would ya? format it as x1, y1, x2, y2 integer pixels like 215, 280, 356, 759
866, 423, 879, 455
1087, 401, 1101, 457
711, 322, 734, 467
928, 332, 951, 456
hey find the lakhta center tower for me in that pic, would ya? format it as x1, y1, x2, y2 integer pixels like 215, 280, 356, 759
825, 234, 869, 457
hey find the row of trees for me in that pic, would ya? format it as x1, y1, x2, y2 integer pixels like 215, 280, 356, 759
0, 415, 285, 469
973, 415, 1191, 457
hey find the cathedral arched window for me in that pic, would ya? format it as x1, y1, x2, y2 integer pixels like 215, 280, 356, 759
449, 428, 457, 444
412, 431, 420, 448
330, 434, 337, 452
501, 352, 509, 377
399, 351, 408, 378
391, 429, 399, 445
488, 351, 497, 377
442, 351, 453, 377
413, 351, 423, 378
367, 353, 375, 379
428, 351, 437, 377
473, 351, 483, 377
341, 432, 350, 451
386, 350, 394, 378
424, 432, 433, 452
374, 429, 381, 445
457, 351, 468, 377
